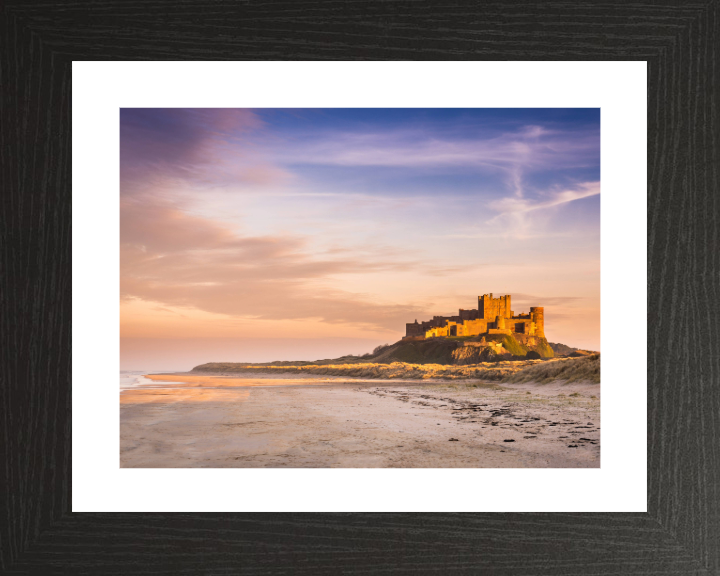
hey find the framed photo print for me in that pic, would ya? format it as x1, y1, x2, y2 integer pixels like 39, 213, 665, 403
4, 3, 718, 574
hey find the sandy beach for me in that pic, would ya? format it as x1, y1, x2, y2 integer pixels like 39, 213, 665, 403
121, 372, 600, 468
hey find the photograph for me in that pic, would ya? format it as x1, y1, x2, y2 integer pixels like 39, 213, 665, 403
119, 107, 601, 468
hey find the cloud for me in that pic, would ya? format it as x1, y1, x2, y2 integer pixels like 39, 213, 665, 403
467, 181, 600, 240
272, 124, 598, 173
435, 181, 599, 241
511, 294, 586, 307
151, 306, 187, 317
121, 109, 259, 167
120, 108, 290, 193
489, 181, 600, 217
441, 231, 576, 240
121, 199, 445, 331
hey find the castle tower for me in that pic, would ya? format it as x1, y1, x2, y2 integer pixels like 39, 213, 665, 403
478, 293, 512, 320
530, 307, 545, 337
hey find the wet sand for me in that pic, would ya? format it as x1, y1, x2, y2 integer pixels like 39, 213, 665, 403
121, 373, 600, 468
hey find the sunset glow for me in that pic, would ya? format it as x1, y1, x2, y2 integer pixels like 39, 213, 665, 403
121, 109, 600, 370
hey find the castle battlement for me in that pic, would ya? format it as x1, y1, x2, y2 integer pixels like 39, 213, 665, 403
405, 294, 545, 340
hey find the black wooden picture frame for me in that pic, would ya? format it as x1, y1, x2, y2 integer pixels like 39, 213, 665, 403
2, 2, 718, 574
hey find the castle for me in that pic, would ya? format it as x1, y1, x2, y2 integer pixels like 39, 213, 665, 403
405, 294, 545, 340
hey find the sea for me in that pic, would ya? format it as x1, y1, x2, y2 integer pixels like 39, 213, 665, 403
119, 370, 180, 390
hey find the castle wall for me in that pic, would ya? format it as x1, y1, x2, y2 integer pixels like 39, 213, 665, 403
510, 318, 535, 335
450, 323, 462, 337
488, 328, 512, 335
405, 322, 424, 337
426, 325, 450, 338
462, 319, 487, 336
459, 309, 480, 321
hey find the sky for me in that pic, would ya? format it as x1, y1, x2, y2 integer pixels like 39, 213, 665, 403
120, 108, 600, 370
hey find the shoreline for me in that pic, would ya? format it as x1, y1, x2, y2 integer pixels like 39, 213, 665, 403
121, 373, 600, 468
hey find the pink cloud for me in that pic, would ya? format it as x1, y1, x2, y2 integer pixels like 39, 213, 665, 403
121, 199, 445, 331
121, 108, 290, 193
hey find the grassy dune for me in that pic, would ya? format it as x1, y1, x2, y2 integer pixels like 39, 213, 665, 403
502, 354, 600, 384
192, 354, 600, 384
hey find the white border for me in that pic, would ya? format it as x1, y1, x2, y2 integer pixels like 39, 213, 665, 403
73, 62, 647, 512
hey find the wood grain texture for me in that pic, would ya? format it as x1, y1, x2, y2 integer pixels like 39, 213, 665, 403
1, 1, 718, 574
